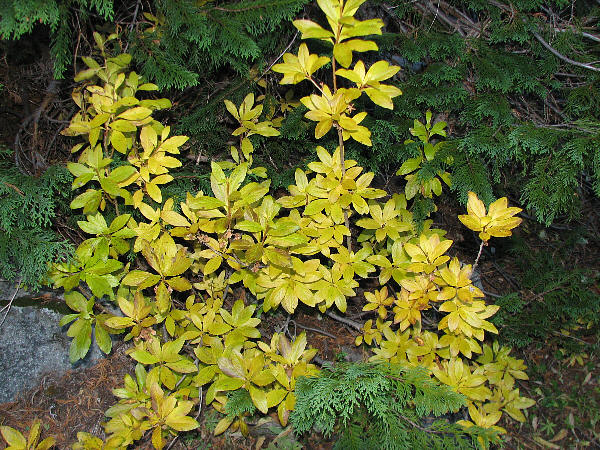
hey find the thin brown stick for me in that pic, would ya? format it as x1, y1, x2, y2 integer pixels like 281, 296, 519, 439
326, 311, 362, 331
1, 181, 25, 196
295, 322, 337, 339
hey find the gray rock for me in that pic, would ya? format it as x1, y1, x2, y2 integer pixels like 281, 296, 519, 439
0, 283, 109, 403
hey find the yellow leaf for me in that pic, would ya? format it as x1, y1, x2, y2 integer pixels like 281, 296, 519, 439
249, 386, 269, 414
293, 19, 334, 40
0, 426, 26, 447
333, 42, 354, 68
152, 427, 164, 450
204, 256, 223, 275
457, 214, 482, 232
161, 210, 191, 227
466, 191, 486, 218
117, 106, 152, 121
146, 182, 162, 203
315, 119, 333, 139
138, 202, 159, 222
214, 417, 234, 436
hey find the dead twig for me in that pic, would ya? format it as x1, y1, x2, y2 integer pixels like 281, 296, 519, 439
533, 31, 600, 73
295, 322, 337, 339
256, 30, 299, 83
0, 278, 22, 328
472, 240, 485, 271
325, 311, 362, 331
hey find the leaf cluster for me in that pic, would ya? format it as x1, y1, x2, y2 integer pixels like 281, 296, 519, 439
49, 2, 534, 447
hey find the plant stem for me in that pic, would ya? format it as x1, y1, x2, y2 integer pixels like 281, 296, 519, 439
472, 240, 485, 271
331, 46, 351, 251
338, 128, 352, 251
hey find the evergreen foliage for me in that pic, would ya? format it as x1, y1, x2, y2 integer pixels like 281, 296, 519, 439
131, 0, 309, 89
0, 149, 73, 290
492, 233, 600, 349
290, 362, 501, 449
0, 0, 114, 77
7, 0, 598, 224
378, 0, 600, 223
224, 389, 257, 418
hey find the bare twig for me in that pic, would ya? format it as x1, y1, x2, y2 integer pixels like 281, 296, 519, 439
0, 278, 22, 328
325, 311, 362, 331
165, 387, 203, 450
472, 240, 485, 271
533, 31, 600, 72
481, 289, 502, 298
256, 31, 299, 82
129, 0, 142, 33
296, 322, 338, 339
1, 181, 25, 196
270, 426, 294, 447
426, 0, 441, 32
399, 414, 445, 434
553, 27, 600, 43
551, 330, 592, 346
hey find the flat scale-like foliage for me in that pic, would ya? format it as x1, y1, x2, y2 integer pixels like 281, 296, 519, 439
0, 153, 73, 290
291, 362, 501, 449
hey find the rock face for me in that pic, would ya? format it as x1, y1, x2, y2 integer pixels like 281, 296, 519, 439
0, 283, 106, 403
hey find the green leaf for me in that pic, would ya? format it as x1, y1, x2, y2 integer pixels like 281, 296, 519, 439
70, 320, 92, 362
138, 83, 158, 91
204, 256, 223, 275
74, 68, 99, 81
161, 135, 188, 153
65, 291, 89, 313
293, 19, 334, 40
82, 56, 100, 69
109, 165, 137, 183
109, 120, 137, 132
129, 350, 159, 365
95, 324, 112, 354
333, 42, 354, 68
109, 214, 131, 233
397, 157, 422, 175
167, 276, 192, 291
166, 359, 197, 373
304, 198, 329, 215
229, 162, 248, 192
187, 196, 225, 210
122, 270, 160, 288
104, 316, 134, 328
85, 274, 113, 298
78, 213, 108, 235
213, 376, 245, 391
71, 189, 101, 213
235, 220, 263, 233
99, 177, 121, 196
264, 247, 292, 267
